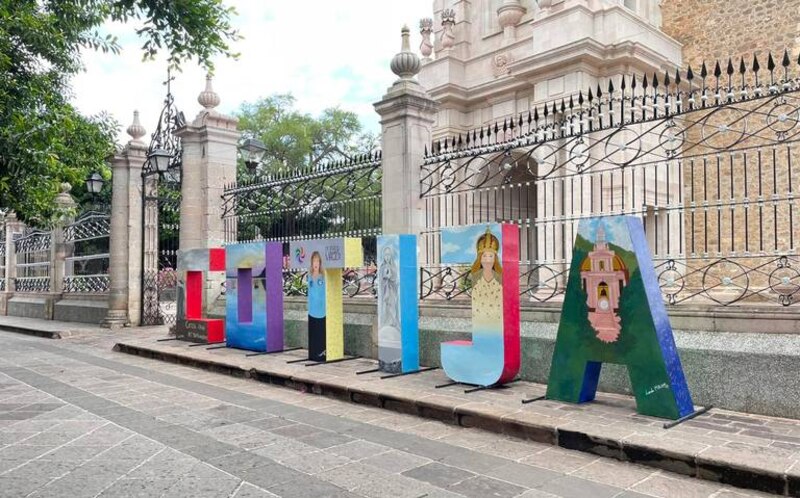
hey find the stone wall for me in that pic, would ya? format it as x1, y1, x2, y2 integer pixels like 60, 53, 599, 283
661, 0, 800, 67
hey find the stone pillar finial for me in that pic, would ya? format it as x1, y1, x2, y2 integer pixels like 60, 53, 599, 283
498, 0, 526, 43
126, 110, 146, 144
419, 18, 434, 60
390, 25, 421, 80
197, 74, 221, 110
440, 8, 456, 50
54, 182, 77, 210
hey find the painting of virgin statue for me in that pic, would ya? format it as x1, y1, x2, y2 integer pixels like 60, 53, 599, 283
377, 239, 402, 372
439, 223, 520, 387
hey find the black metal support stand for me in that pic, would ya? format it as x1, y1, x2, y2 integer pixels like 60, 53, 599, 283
286, 358, 312, 364
245, 347, 303, 358
463, 378, 521, 394
206, 345, 229, 350
521, 395, 547, 404
305, 356, 361, 367
435, 381, 461, 389
662, 406, 713, 429
156, 338, 179, 342
356, 367, 381, 375
380, 367, 439, 379
188, 341, 224, 348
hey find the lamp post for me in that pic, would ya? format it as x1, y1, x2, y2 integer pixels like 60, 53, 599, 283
147, 147, 172, 174
84, 171, 106, 209
239, 137, 267, 173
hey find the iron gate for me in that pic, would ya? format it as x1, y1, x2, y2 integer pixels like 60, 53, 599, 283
141, 78, 184, 326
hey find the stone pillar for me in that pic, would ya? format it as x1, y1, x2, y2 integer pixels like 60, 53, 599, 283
375, 26, 440, 238
176, 76, 239, 312
0, 214, 23, 315
104, 111, 147, 327
51, 183, 77, 295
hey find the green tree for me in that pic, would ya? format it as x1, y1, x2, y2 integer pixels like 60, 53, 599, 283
233, 95, 380, 243
0, 0, 240, 224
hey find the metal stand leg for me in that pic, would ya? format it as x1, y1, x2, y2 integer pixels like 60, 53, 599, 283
521, 395, 546, 404
435, 381, 461, 389
663, 406, 713, 429
156, 338, 179, 342
356, 368, 382, 375
305, 356, 362, 367
189, 341, 224, 347
206, 345, 229, 350
245, 347, 303, 357
380, 367, 439, 380
286, 358, 312, 364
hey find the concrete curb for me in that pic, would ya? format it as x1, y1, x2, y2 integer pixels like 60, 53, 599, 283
0, 324, 62, 339
112, 341, 799, 497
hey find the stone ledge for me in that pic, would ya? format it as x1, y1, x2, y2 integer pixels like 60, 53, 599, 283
112, 339, 799, 497
0, 323, 61, 339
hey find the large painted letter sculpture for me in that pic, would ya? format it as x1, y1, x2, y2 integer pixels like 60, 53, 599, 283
225, 242, 284, 352
546, 216, 694, 419
439, 223, 520, 387
376, 235, 419, 374
289, 238, 363, 362
176, 248, 226, 343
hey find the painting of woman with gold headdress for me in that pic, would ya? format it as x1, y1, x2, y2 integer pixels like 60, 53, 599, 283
470, 227, 503, 330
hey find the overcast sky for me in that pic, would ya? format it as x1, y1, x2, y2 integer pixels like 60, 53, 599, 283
70, 0, 432, 143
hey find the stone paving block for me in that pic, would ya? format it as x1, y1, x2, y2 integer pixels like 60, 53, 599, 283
252, 438, 319, 462
631, 474, 724, 498
270, 423, 324, 439
351, 472, 441, 498
236, 463, 307, 489
298, 430, 355, 449
245, 416, 296, 432
324, 440, 391, 460
571, 459, 656, 488
209, 450, 276, 473
232, 483, 280, 497
1, 474, 60, 497
402, 461, 476, 487
360, 449, 433, 473
0, 444, 53, 460
164, 476, 242, 497
537, 475, 621, 498
446, 474, 527, 498
317, 462, 392, 490
281, 450, 352, 474
96, 477, 180, 497
266, 475, 357, 498
40, 444, 109, 462
439, 427, 505, 449
182, 441, 242, 461
519, 447, 598, 474
8, 459, 79, 478
483, 461, 561, 489
29, 476, 116, 498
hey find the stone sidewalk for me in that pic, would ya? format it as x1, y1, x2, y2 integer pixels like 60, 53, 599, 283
0, 315, 110, 339
113, 333, 800, 497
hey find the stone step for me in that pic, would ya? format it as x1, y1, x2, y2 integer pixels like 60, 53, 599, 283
113, 337, 800, 497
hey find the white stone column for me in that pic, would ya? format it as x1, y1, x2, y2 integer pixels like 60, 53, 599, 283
175, 76, 239, 312
51, 184, 77, 296
0, 214, 23, 315
374, 27, 440, 238
104, 111, 147, 327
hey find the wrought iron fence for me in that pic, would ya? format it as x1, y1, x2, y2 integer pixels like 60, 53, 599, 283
14, 228, 50, 293
63, 210, 110, 293
419, 50, 800, 307
222, 152, 382, 297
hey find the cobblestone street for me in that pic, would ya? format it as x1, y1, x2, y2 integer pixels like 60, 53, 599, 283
0, 330, 778, 497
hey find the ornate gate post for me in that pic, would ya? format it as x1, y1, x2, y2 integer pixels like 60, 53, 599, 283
51, 184, 77, 296
374, 26, 439, 238
0, 214, 23, 315
104, 112, 147, 327
175, 76, 239, 313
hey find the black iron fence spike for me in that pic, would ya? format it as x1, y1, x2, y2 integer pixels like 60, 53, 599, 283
753, 53, 760, 72
621, 74, 627, 90
700, 61, 708, 78
578, 91, 584, 105
768, 51, 776, 71
687, 64, 694, 81
642, 73, 648, 89
739, 57, 746, 74
588, 87, 594, 102
664, 70, 670, 87
652, 72, 659, 89
632, 73, 638, 89
726, 58, 734, 75
783, 48, 791, 67
713, 60, 722, 78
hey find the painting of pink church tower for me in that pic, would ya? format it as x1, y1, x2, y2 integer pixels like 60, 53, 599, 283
580, 224, 630, 343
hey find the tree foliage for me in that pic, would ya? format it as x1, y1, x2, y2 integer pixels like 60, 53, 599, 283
233, 95, 380, 243
0, 0, 239, 224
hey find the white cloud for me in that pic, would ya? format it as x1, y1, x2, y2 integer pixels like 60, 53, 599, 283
440, 242, 460, 257
70, 0, 433, 144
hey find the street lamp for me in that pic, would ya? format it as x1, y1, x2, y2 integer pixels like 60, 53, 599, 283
85, 171, 105, 197
239, 137, 267, 172
147, 147, 172, 173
